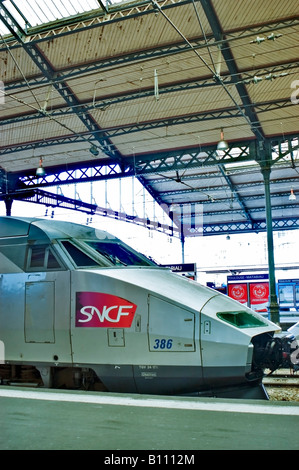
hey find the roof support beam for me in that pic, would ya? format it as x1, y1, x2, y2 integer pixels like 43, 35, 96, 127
7, 134, 298, 187
200, 0, 265, 142
0, 1, 27, 39
217, 164, 254, 225
2, 186, 298, 236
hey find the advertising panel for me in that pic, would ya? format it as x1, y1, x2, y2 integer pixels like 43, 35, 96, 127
296, 284, 299, 309
277, 279, 299, 310
249, 282, 269, 312
278, 283, 294, 309
228, 283, 248, 304
227, 274, 269, 310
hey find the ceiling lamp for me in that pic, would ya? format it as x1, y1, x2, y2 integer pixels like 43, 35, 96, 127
90, 145, 99, 156
289, 188, 296, 201
217, 128, 229, 151
36, 157, 46, 177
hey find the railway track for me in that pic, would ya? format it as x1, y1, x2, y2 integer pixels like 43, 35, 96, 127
263, 376, 299, 387
263, 369, 299, 387
263, 369, 299, 401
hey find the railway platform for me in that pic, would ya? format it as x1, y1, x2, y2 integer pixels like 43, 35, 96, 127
0, 386, 298, 451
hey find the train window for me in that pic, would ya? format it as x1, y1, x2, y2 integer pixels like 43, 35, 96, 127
29, 245, 47, 268
86, 240, 156, 267
47, 250, 62, 269
217, 311, 268, 328
61, 241, 100, 267
28, 244, 64, 271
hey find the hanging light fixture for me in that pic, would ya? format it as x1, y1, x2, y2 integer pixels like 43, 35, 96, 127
289, 188, 296, 201
89, 145, 99, 156
217, 128, 229, 151
36, 157, 46, 177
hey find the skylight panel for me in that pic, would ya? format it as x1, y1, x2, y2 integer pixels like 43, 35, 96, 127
0, 0, 122, 36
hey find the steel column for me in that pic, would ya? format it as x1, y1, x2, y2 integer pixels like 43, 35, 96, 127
260, 164, 280, 325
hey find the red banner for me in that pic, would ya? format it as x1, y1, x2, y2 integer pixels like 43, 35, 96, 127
228, 283, 248, 304
76, 292, 137, 328
249, 282, 269, 312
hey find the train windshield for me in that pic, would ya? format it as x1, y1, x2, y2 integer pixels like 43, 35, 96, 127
86, 240, 156, 267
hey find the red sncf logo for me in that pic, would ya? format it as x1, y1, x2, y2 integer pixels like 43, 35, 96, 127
76, 292, 137, 328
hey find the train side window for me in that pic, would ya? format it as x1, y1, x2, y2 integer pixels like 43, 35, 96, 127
29, 245, 47, 268
61, 240, 99, 267
47, 250, 62, 269
27, 244, 63, 271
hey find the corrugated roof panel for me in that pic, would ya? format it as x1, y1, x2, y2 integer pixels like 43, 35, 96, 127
230, 27, 299, 72
0, 84, 66, 120
0, 44, 41, 82
0, 140, 102, 173
1, 113, 87, 147
89, 84, 243, 126
258, 107, 299, 136
107, 115, 252, 155
213, 0, 299, 30
64, 50, 230, 110
35, 2, 215, 69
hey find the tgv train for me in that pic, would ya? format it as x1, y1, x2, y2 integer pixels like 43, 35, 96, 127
0, 216, 298, 400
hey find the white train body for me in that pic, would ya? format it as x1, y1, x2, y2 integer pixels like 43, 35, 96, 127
0, 217, 297, 399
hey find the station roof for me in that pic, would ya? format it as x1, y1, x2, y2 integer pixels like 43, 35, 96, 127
0, 0, 298, 236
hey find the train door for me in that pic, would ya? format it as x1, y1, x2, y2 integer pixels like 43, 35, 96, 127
25, 280, 55, 343
24, 270, 72, 386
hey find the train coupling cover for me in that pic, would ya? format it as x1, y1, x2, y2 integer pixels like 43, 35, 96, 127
252, 332, 299, 374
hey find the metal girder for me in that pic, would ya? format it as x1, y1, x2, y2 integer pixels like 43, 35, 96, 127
1, 0, 297, 49
0, 1, 27, 40
137, 175, 165, 206
0, 92, 243, 128
3, 186, 298, 237
4, 187, 178, 237
4, 40, 298, 96
0, 135, 90, 157
0, 98, 295, 170
0, 0, 192, 45
18, 161, 134, 188
199, 200, 299, 217
203, 218, 299, 236
10, 133, 298, 189
200, 0, 265, 142
129, 143, 256, 174
217, 164, 253, 224
1, 84, 294, 130
157, 175, 299, 196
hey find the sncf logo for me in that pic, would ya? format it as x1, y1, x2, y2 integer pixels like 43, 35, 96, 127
76, 292, 137, 328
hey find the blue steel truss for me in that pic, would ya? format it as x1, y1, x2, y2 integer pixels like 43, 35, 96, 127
4, 187, 299, 236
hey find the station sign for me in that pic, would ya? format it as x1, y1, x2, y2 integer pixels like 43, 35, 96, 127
161, 263, 197, 280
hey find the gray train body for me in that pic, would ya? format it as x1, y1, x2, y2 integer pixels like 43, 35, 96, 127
0, 216, 297, 399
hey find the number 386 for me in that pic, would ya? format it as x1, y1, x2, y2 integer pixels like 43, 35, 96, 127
153, 338, 173, 349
